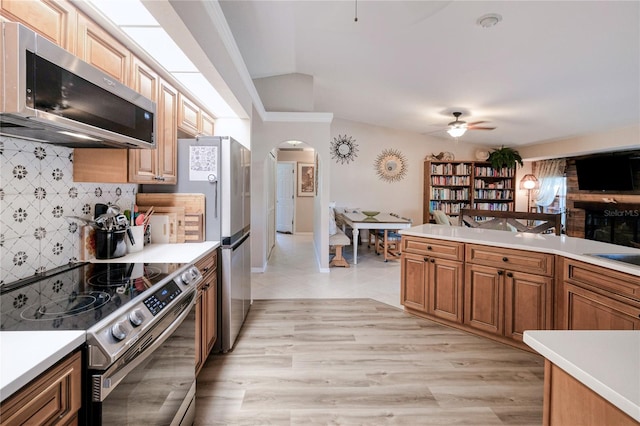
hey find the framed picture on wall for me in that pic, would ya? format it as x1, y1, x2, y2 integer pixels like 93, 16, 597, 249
297, 162, 315, 197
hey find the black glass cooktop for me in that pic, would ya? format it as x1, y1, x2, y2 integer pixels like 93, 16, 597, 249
0, 262, 186, 331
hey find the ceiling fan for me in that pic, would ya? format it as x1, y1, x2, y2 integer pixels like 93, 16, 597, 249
446, 112, 496, 138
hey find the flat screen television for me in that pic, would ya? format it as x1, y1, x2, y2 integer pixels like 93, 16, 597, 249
575, 155, 635, 191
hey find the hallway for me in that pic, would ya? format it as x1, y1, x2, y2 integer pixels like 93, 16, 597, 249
252, 233, 402, 308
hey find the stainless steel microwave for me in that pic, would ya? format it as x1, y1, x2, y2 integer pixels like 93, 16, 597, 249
0, 22, 156, 149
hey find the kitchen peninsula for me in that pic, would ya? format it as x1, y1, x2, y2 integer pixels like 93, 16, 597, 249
399, 224, 640, 425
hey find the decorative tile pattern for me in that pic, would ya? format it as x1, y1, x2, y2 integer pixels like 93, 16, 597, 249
0, 136, 138, 286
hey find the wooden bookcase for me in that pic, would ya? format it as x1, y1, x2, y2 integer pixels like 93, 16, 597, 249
423, 161, 516, 224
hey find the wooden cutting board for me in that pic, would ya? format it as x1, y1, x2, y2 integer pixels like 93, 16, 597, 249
137, 205, 186, 243
136, 193, 205, 242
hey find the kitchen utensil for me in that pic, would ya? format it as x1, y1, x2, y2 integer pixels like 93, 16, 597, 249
95, 229, 127, 259
126, 226, 145, 253
94, 203, 108, 219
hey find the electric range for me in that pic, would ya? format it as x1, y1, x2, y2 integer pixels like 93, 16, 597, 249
1, 261, 203, 425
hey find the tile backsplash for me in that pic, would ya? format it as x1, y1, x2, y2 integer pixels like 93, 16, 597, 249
0, 136, 137, 285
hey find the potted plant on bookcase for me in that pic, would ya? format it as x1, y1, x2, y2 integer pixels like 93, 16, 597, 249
487, 146, 523, 169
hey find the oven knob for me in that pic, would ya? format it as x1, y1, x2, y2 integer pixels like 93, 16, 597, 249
128, 309, 145, 327
111, 322, 128, 341
181, 268, 197, 284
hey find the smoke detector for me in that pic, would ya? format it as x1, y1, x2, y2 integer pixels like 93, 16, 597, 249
476, 13, 502, 28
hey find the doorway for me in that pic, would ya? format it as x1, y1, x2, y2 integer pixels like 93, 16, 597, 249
276, 161, 296, 234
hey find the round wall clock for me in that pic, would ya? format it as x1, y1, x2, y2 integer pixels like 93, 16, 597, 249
374, 148, 408, 182
330, 134, 359, 164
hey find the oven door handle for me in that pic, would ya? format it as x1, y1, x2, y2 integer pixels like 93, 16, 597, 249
92, 290, 196, 402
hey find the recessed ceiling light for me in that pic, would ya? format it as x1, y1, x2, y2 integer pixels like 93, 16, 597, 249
476, 13, 502, 28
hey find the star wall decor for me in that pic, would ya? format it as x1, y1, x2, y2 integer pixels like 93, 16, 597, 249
374, 148, 408, 182
330, 134, 359, 164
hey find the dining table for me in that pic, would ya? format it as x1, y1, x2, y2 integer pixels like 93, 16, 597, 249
337, 211, 413, 264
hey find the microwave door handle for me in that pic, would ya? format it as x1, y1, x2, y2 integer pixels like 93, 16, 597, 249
208, 174, 218, 219
91, 291, 196, 402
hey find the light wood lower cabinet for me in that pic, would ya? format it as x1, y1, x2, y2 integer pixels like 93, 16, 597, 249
0, 350, 81, 426
401, 237, 464, 323
561, 259, 640, 330
542, 360, 638, 425
195, 249, 217, 376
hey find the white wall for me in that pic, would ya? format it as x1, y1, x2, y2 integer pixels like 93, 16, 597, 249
330, 119, 483, 225
253, 73, 314, 112
518, 124, 640, 161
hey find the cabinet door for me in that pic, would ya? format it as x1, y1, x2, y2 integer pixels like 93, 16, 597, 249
156, 79, 178, 184
504, 271, 552, 341
428, 258, 464, 323
128, 57, 158, 183
400, 253, 428, 312
0, 351, 81, 425
204, 275, 217, 355
563, 283, 640, 330
77, 14, 130, 85
129, 78, 177, 184
178, 93, 200, 136
200, 110, 215, 136
464, 263, 503, 335
1, 0, 77, 52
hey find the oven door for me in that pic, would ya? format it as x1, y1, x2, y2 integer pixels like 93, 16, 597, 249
86, 290, 196, 425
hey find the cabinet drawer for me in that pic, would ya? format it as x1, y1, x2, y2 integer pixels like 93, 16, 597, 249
466, 244, 554, 276
196, 252, 218, 275
565, 259, 640, 302
402, 236, 464, 261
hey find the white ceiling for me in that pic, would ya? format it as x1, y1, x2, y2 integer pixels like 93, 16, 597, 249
218, 0, 640, 147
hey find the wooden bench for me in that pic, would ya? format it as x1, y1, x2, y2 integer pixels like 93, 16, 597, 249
329, 229, 351, 267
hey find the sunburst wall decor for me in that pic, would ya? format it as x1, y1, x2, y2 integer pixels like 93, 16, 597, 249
330, 134, 359, 164
374, 148, 408, 182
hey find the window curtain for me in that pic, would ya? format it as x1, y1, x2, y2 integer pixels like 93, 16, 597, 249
534, 159, 566, 207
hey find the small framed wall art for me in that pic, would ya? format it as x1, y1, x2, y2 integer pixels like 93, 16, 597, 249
297, 162, 315, 197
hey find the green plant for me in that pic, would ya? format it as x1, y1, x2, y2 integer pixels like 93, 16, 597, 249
487, 146, 523, 169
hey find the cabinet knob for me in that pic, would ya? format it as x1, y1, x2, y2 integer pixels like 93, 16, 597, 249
427, 246, 433, 250
430, 258, 435, 263
506, 272, 513, 278
154, 176, 166, 181
502, 257, 509, 262
497, 270, 504, 276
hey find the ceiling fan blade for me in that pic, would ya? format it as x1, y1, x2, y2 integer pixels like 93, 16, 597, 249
467, 121, 487, 126
468, 126, 496, 131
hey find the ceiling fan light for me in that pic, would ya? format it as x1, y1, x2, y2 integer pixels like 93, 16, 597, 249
447, 127, 467, 138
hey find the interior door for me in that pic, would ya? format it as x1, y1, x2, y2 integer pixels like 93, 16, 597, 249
276, 162, 295, 233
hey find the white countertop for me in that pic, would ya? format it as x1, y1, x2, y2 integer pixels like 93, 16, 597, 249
0, 331, 85, 402
524, 330, 640, 422
400, 224, 640, 276
0, 241, 219, 402
91, 241, 219, 263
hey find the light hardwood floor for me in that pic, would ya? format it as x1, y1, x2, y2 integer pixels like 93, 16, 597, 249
196, 234, 544, 425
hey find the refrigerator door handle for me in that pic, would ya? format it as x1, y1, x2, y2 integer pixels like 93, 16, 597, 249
208, 173, 218, 219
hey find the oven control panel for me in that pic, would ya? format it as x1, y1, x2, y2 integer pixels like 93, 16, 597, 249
143, 281, 181, 316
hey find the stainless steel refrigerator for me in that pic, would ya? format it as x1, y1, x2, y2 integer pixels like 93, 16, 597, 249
143, 136, 251, 352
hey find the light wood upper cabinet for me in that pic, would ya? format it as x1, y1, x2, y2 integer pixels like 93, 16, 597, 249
178, 94, 216, 137
129, 72, 177, 184
200, 110, 215, 136
0, 0, 77, 52
76, 13, 130, 85
0, 350, 81, 426
178, 93, 201, 136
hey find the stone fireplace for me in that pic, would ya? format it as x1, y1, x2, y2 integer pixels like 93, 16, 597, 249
575, 201, 640, 248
